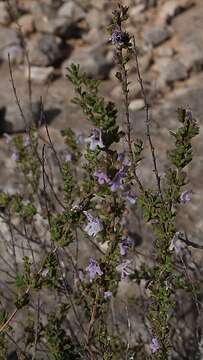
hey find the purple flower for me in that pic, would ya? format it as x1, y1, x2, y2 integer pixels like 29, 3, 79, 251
3, 133, 12, 144
23, 134, 30, 147
119, 241, 128, 256
86, 258, 103, 282
41, 268, 49, 278
64, 153, 72, 162
111, 30, 129, 46
85, 128, 104, 151
104, 291, 112, 299
180, 190, 192, 204
110, 168, 126, 192
94, 170, 110, 185
169, 231, 186, 255
123, 191, 137, 204
84, 211, 103, 237
78, 270, 84, 282
150, 337, 160, 353
11, 149, 19, 161
116, 260, 132, 280
117, 152, 131, 167
119, 236, 134, 256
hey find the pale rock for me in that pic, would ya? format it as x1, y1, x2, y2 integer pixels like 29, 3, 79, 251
17, 14, 35, 36
0, 26, 20, 50
58, 1, 85, 22
0, 101, 41, 134
86, 8, 107, 30
179, 41, 203, 72
156, 46, 174, 58
0, 2, 10, 25
34, 15, 74, 37
2, 45, 23, 64
111, 82, 141, 101
129, 99, 145, 111
157, 0, 194, 25
144, 27, 171, 47
28, 33, 62, 66
25, 66, 54, 84
154, 57, 188, 86
0, 26, 22, 62
63, 44, 111, 80
129, 4, 145, 19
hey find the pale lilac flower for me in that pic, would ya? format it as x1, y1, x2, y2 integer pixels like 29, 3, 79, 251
64, 153, 72, 162
180, 190, 192, 204
119, 236, 134, 256
169, 231, 186, 255
94, 170, 110, 185
104, 291, 112, 299
11, 149, 19, 161
86, 258, 103, 281
119, 241, 128, 256
150, 337, 160, 353
78, 270, 84, 282
86, 128, 104, 151
186, 109, 193, 121
117, 152, 131, 167
84, 211, 103, 237
116, 260, 132, 280
110, 168, 126, 192
111, 30, 129, 46
41, 268, 49, 278
23, 134, 30, 147
3, 133, 12, 144
123, 191, 137, 204
74, 269, 84, 287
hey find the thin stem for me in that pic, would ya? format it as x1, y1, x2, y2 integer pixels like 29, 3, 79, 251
132, 36, 163, 200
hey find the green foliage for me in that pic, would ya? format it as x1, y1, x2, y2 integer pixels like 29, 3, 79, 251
0, 310, 8, 359
45, 311, 83, 360
168, 108, 199, 169
67, 64, 122, 148
133, 138, 144, 163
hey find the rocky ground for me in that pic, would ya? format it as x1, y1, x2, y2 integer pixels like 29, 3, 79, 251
0, 0, 203, 358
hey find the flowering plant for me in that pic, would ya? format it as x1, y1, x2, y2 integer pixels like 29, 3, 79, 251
0, 4, 201, 360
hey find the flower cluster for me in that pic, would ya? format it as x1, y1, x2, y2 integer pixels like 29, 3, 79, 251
111, 29, 130, 47
84, 211, 103, 237
86, 258, 103, 282
85, 128, 104, 151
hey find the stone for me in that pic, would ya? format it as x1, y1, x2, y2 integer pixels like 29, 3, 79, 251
1, 45, 23, 64
154, 58, 188, 86
179, 41, 203, 73
156, 46, 174, 58
86, 8, 107, 30
17, 14, 35, 36
111, 82, 141, 101
24, 66, 54, 84
28, 33, 62, 66
57, 1, 85, 23
63, 43, 112, 80
0, 26, 22, 63
157, 0, 194, 25
129, 4, 145, 19
0, 2, 10, 25
129, 99, 145, 111
0, 101, 41, 134
35, 15, 78, 38
0, 26, 20, 57
144, 27, 170, 47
